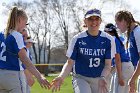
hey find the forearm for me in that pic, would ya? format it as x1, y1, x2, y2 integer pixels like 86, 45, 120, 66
19, 49, 42, 79
115, 54, 123, 78
116, 61, 123, 78
131, 60, 140, 80
101, 59, 111, 78
58, 58, 74, 79
131, 53, 140, 80
24, 69, 34, 86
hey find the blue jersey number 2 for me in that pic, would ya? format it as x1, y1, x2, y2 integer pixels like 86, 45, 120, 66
0, 42, 6, 61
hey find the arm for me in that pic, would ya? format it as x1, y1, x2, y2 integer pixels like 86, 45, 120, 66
115, 54, 125, 86
24, 69, 35, 87
129, 53, 140, 81
58, 58, 74, 79
131, 28, 140, 80
129, 28, 140, 92
129, 53, 140, 92
98, 59, 111, 93
101, 35, 116, 77
101, 59, 111, 78
19, 48, 50, 89
51, 58, 74, 92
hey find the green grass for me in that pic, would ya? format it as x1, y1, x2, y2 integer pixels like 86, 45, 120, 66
31, 76, 74, 93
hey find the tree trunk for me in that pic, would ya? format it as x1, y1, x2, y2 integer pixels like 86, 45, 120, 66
32, 43, 38, 64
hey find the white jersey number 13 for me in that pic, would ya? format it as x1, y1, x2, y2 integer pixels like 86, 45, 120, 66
89, 58, 100, 67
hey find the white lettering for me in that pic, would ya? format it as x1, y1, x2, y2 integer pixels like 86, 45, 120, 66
89, 49, 92, 55
79, 48, 106, 56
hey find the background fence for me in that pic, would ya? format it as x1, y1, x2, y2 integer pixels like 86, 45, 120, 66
35, 64, 64, 76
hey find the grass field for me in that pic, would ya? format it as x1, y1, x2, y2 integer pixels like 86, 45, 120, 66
31, 76, 74, 93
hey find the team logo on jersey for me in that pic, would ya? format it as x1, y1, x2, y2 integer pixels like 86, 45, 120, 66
79, 40, 87, 45
129, 42, 133, 48
101, 41, 105, 44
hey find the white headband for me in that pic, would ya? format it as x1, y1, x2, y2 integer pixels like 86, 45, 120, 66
25, 39, 34, 43
104, 28, 113, 32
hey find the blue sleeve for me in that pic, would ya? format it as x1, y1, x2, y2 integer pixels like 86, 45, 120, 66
29, 52, 33, 61
115, 38, 121, 54
22, 64, 26, 69
105, 40, 111, 59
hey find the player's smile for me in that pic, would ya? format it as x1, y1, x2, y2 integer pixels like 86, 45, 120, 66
85, 16, 101, 31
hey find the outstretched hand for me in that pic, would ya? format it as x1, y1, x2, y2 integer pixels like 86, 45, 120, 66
51, 76, 64, 93
37, 75, 51, 89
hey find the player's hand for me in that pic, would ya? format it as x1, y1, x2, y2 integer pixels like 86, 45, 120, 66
118, 77, 125, 86
24, 70, 35, 87
51, 76, 64, 93
37, 75, 51, 89
98, 77, 108, 93
27, 75, 35, 87
128, 79, 136, 93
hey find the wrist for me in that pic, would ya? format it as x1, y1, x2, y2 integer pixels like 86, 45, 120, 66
100, 76, 106, 80
58, 75, 65, 80
100, 76, 105, 78
118, 75, 123, 79
36, 74, 44, 81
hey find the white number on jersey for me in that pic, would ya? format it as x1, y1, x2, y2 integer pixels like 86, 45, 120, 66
89, 58, 100, 67
0, 42, 6, 61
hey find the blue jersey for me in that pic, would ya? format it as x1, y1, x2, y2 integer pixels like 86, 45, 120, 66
129, 26, 140, 66
0, 30, 25, 71
115, 37, 130, 62
66, 31, 115, 77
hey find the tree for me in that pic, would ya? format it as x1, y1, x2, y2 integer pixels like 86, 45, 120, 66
27, 0, 51, 64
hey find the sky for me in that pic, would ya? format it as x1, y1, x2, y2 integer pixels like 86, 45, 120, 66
0, 0, 140, 31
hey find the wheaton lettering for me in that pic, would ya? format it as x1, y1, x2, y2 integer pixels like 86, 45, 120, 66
80, 48, 105, 56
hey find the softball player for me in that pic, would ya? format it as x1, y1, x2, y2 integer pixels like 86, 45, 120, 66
104, 23, 134, 93
115, 10, 140, 93
0, 6, 50, 93
51, 8, 116, 93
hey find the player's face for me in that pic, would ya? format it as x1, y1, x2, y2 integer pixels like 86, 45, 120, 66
17, 17, 28, 32
84, 16, 101, 31
115, 19, 128, 33
26, 42, 33, 48
21, 29, 28, 40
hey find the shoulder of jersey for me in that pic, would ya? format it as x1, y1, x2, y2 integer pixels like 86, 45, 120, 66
0, 31, 4, 34
134, 25, 140, 31
0, 31, 5, 39
10, 30, 23, 39
73, 31, 87, 39
101, 31, 113, 38
11, 30, 21, 35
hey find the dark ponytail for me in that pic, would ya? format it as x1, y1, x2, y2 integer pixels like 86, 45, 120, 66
104, 23, 124, 47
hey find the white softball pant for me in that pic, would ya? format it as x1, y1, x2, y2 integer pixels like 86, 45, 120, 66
0, 69, 27, 93
114, 62, 134, 93
72, 74, 109, 93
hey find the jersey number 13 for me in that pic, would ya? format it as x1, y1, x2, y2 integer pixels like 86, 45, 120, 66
89, 58, 100, 67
